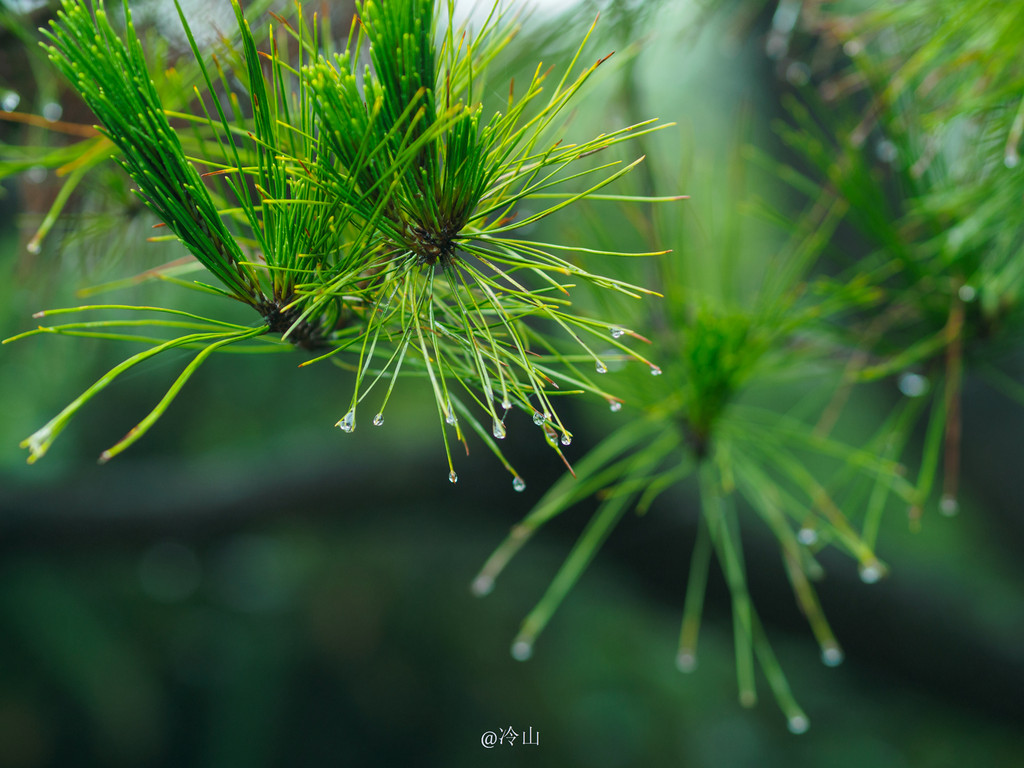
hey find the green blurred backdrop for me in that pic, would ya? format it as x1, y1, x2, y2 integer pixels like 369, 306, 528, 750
1, 1, 1022, 766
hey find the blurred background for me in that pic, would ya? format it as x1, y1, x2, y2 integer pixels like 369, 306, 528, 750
1, 0, 1023, 766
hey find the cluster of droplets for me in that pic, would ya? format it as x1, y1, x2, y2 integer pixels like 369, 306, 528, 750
336, 397, 556, 491
336, 389, 585, 489
592, 328, 661, 417
337, 406, 387, 430
336, 404, 461, 487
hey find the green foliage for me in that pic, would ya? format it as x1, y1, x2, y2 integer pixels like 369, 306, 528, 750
473, 0, 1024, 727
7, 0, 1024, 735
3, 0, 668, 480
473, 134, 909, 729
780, 0, 1024, 517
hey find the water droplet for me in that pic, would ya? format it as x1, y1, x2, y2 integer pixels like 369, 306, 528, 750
650, 365, 662, 376
595, 361, 607, 374
939, 494, 959, 516
445, 401, 456, 425
609, 401, 622, 412
471, 574, 494, 596
26, 166, 46, 184
797, 527, 818, 545
675, 650, 697, 673
858, 560, 884, 584
26, 239, 41, 255
1005, 151, 1020, 169
501, 398, 512, 411
610, 326, 625, 339
337, 409, 355, 433
787, 715, 810, 735
843, 38, 864, 57
958, 284, 977, 302
1, 90, 20, 112
560, 433, 571, 446
372, 412, 384, 426
42, 101, 62, 122
512, 476, 526, 492
897, 372, 928, 398
765, 31, 788, 60
492, 418, 506, 439
785, 61, 810, 86
511, 640, 533, 661
448, 470, 458, 484
532, 411, 545, 426
821, 644, 844, 667
875, 138, 898, 164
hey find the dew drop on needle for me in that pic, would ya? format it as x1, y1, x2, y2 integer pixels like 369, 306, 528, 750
337, 409, 355, 433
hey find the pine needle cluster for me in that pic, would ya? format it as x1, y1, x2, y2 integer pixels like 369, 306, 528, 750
474, 0, 1024, 728
473, 136, 907, 731
9, 0, 1018, 732
781, 0, 1024, 520
3, 0, 669, 482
